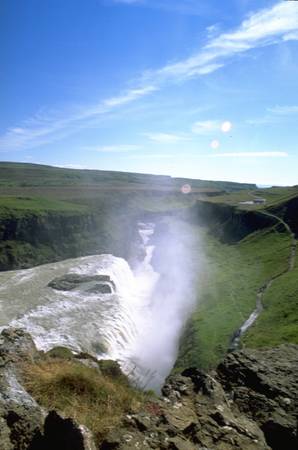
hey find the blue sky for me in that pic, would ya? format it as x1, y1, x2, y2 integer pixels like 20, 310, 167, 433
1, 0, 298, 185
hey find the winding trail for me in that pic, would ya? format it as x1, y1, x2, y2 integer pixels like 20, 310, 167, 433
230, 210, 297, 350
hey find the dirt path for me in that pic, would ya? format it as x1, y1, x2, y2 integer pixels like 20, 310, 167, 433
230, 210, 296, 350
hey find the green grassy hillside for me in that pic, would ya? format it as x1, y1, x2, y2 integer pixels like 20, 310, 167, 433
0, 162, 297, 371
244, 260, 298, 348
0, 161, 256, 193
175, 191, 298, 371
175, 224, 294, 370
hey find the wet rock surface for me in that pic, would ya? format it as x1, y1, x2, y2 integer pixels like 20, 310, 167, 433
48, 273, 116, 293
0, 328, 297, 449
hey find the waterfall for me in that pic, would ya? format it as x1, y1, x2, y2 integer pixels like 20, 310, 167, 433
0, 220, 198, 390
0, 223, 161, 386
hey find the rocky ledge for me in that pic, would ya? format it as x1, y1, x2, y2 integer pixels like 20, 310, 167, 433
48, 274, 116, 294
0, 328, 297, 450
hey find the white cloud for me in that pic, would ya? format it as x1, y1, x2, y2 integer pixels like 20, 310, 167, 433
143, 132, 190, 143
85, 144, 141, 152
191, 120, 220, 134
0, 89, 154, 152
2, 1, 298, 151
283, 30, 298, 41
210, 151, 288, 158
103, 86, 157, 107
145, 1, 298, 83
267, 105, 298, 115
127, 152, 174, 159
247, 104, 298, 125
246, 116, 274, 125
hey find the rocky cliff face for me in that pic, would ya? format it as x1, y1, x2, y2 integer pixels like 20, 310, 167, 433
0, 328, 297, 450
0, 211, 141, 271
270, 196, 298, 238
189, 201, 278, 243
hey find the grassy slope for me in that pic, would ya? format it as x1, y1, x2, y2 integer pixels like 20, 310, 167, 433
0, 196, 88, 218
0, 161, 256, 192
205, 185, 298, 208
243, 256, 298, 348
176, 221, 294, 371
173, 186, 298, 371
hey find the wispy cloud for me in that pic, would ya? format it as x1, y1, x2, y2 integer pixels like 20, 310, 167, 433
247, 104, 298, 125
143, 132, 190, 143
1, 1, 298, 151
103, 86, 157, 107
84, 144, 141, 152
210, 151, 288, 158
0, 88, 155, 152
267, 105, 298, 115
127, 152, 175, 159
145, 1, 298, 83
191, 120, 221, 135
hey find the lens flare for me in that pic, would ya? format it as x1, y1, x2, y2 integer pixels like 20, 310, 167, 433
221, 121, 232, 133
210, 139, 220, 149
181, 184, 192, 194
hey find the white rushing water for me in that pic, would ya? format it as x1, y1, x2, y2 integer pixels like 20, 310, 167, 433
0, 221, 197, 390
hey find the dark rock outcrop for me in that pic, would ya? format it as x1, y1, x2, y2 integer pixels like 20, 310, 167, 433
101, 345, 298, 450
0, 328, 44, 450
101, 370, 269, 449
189, 201, 279, 243
48, 273, 116, 293
0, 207, 142, 271
217, 345, 298, 450
1, 328, 297, 449
0, 328, 97, 450
270, 195, 298, 238
29, 411, 96, 450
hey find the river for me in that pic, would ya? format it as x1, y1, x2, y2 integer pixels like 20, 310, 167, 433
0, 222, 178, 390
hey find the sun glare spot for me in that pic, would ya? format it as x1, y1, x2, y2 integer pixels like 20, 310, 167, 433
181, 184, 192, 194
221, 121, 232, 133
210, 139, 220, 149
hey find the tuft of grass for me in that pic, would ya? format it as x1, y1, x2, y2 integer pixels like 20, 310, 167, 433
22, 359, 144, 444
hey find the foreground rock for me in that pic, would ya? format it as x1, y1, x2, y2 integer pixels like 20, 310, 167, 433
0, 328, 43, 450
101, 345, 298, 450
101, 369, 269, 449
0, 328, 297, 449
0, 328, 96, 450
217, 345, 298, 450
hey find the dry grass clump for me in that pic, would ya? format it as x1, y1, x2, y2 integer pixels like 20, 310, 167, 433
22, 358, 144, 443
